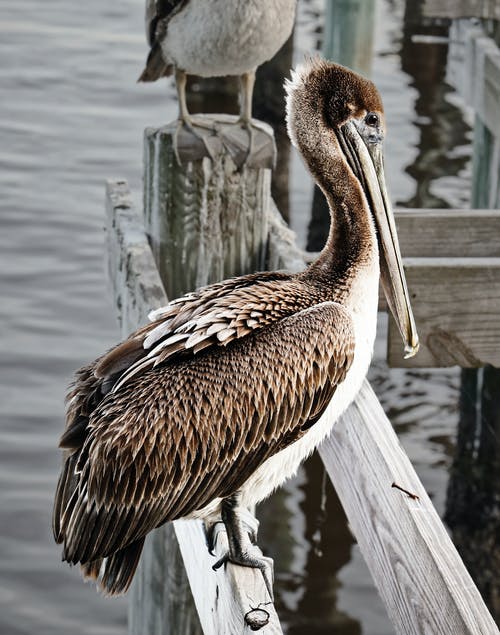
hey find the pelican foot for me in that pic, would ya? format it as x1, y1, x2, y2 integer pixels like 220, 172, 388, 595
212, 546, 274, 600
172, 118, 217, 165
211, 494, 274, 599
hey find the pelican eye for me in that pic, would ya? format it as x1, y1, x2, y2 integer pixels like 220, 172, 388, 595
365, 112, 379, 127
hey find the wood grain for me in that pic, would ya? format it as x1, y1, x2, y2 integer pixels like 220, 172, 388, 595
143, 120, 274, 299
394, 209, 500, 258
387, 256, 500, 368
318, 381, 499, 635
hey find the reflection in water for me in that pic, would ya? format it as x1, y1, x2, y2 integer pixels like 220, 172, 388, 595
399, 1, 471, 209
260, 455, 361, 634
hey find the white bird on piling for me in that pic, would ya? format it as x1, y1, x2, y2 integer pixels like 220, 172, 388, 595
53, 58, 419, 596
138, 0, 297, 139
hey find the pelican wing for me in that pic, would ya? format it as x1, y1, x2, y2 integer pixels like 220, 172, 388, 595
53, 301, 355, 593
94, 271, 308, 392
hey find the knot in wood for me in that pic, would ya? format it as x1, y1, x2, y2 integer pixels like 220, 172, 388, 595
244, 607, 271, 630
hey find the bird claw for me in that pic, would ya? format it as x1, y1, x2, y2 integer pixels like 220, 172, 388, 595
205, 520, 225, 556
212, 552, 229, 571
212, 547, 274, 600
172, 118, 217, 165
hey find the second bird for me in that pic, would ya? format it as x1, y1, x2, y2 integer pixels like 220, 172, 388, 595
139, 0, 297, 128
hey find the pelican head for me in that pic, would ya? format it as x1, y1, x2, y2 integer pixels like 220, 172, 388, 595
286, 58, 419, 358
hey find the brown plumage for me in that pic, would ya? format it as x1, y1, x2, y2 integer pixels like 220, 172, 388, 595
53, 58, 418, 595
138, 0, 187, 82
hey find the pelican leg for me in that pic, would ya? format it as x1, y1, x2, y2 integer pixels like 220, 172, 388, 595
174, 69, 216, 164
238, 70, 256, 163
212, 493, 274, 598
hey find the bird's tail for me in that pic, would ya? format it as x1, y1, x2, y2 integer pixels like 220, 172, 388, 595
81, 537, 145, 596
138, 44, 172, 82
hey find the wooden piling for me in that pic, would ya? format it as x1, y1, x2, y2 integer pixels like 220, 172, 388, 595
111, 116, 281, 633
143, 118, 274, 299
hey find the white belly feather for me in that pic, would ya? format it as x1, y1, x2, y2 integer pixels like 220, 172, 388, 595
192, 261, 380, 521
162, 0, 296, 77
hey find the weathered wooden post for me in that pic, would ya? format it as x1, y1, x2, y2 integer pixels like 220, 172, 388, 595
126, 121, 281, 634
143, 118, 274, 298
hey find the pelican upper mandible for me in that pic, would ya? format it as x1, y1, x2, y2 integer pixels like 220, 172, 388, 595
53, 58, 419, 595
139, 0, 297, 129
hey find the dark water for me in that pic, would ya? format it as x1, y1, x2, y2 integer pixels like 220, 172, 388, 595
0, 1, 471, 633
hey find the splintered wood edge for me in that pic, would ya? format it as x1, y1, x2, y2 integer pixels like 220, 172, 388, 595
106, 179, 282, 634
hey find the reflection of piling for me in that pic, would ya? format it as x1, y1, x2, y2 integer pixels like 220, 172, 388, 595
254, 33, 294, 221
446, 366, 500, 622
308, 0, 375, 251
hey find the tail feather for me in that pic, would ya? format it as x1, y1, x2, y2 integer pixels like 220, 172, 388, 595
81, 538, 145, 596
138, 44, 172, 82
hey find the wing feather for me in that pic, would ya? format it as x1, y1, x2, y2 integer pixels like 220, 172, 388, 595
96, 271, 307, 391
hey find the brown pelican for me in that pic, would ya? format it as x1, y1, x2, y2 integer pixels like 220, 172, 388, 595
53, 58, 419, 596
139, 0, 296, 129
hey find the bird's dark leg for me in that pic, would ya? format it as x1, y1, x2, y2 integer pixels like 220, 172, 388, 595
212, 493, 274, 598
238, 70, 256, 162
173, 69, 216, 164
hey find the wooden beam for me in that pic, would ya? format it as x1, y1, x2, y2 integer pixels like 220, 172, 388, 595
388, 257, 500, 367
318, 381, 498, 635
394, 208, 500, 258
423, 0, 500, 20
